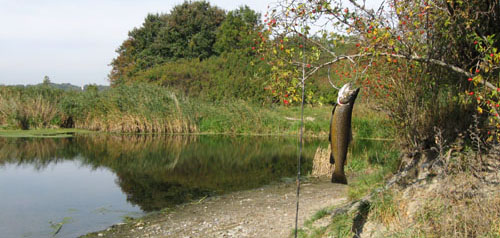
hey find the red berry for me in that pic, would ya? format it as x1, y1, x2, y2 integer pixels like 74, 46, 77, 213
476, 69, 480, 73
491, 53, 495, 57
306, 64, 311, 68
252, 47, 256, 50
474, 41, 478, 45
299, 44, 303, 48
469, 91, 474, 96
468, 77, 472, 82
397, 36, 401, 41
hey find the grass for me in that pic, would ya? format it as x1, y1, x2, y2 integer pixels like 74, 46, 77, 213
0, 83, 335, 135
295, 210, 356, 238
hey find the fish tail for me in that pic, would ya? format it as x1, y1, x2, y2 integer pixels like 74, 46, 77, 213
331, 171, 347, 184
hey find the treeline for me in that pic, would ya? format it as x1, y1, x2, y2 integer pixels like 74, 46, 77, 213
109, 1, 342, 105
109, 2, 266, 100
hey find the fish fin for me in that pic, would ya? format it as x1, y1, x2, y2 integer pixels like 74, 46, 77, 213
329, 103, 337, 142
331, 172, 348, 184
330, 152, 335, 164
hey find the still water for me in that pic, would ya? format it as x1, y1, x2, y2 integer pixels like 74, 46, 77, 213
0, 135, 320, 238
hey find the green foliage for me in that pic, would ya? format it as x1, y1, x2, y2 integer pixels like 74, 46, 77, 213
165, 1, 225, 59
214, 6, 261, 55
0, 86, 65, 129
0, 84, 334, 135
264, 0, 500, 150
108, 3, 272, 106
133, 50, 269, 103
109, 1, 226, 83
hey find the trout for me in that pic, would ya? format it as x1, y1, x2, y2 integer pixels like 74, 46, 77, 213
329, 83, 360, 184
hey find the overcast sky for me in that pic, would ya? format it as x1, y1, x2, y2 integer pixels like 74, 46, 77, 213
0, 0, 272, 86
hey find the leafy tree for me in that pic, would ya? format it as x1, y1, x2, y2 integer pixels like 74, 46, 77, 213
214, 6, 262, 54
109, 1, 225, 84
164, 1, 225, 59
262, 0, 500, 147
43, 76, 51, 85
109, 13, 168, 82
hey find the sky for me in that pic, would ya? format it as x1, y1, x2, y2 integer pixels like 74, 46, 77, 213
0, 0, 272, 86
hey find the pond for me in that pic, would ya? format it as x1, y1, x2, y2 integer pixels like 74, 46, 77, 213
0, 134, 321, 238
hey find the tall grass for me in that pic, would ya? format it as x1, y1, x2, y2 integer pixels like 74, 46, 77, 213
0, 83, 334, 135
0, 86, 64, 129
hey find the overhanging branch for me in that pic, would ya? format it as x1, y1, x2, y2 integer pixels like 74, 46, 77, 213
297, 52, 500, 120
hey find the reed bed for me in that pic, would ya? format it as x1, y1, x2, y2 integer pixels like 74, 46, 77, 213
0, 83, 332, 135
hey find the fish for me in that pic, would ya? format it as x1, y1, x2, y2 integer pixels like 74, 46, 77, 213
329, 82, 360, 184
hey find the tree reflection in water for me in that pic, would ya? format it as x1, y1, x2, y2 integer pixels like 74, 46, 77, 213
0, 135, 319, 212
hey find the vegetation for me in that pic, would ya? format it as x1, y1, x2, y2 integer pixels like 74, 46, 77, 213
0, 82, 338, 135
263, 0, 499, 237
2, 0, 499, 236
263, 0, 500, 150
109, 2, 258, 84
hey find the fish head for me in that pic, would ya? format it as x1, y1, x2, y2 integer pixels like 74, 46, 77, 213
336, 82, 360, 105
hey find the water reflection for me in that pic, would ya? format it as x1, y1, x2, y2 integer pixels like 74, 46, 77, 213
0, 135, 317, 212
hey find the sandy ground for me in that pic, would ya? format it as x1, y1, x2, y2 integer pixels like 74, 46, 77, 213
83, 178, 348, 238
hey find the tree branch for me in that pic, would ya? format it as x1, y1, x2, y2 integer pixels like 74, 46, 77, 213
296, 52, 500, 121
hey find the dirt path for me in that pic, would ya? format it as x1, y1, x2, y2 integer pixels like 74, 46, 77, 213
84, 178, 348, 238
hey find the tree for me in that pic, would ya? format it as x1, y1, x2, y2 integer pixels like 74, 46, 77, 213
43, 75, 51, 85
214, 6, 262, 54
109, 1, 225, 84
263, 0, 500, 147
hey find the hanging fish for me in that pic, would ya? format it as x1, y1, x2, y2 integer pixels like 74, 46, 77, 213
329, 82, 360, 184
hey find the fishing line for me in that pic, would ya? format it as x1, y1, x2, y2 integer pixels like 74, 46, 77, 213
294, 27, 306, 238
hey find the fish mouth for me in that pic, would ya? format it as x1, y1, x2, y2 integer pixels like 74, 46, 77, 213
337, 82, 359, 105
